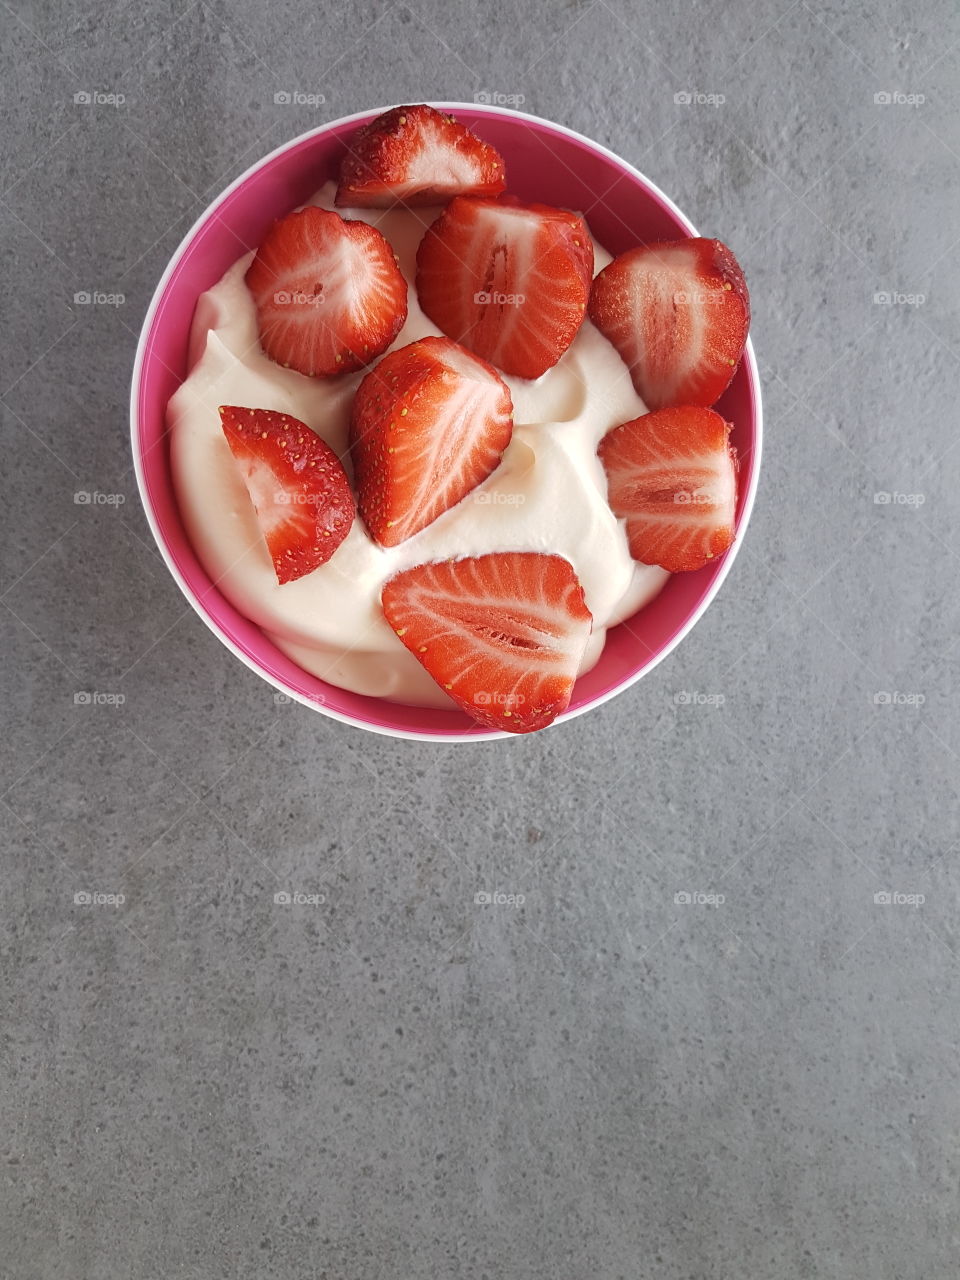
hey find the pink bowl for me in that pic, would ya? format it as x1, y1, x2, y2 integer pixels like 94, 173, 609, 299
131, 103, 762, 742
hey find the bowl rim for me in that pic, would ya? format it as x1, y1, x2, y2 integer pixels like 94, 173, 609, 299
130, 101, 763, 743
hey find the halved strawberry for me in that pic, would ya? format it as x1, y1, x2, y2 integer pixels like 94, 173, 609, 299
336, 104, 506, 208
381, 552, 593, 733
416, 196, 593, 379
245, 206, 407, 378
219, 406, 355, 584
588, 239, 750, 409
598, 405, 738, 573
350, 336, 513, 547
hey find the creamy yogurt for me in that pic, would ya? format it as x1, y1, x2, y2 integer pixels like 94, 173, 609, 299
168, 182, 669, 708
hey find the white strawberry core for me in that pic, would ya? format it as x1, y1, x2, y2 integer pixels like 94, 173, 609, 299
629, 243, 715, 403
406, 147, 481, 189
380, 342, 512, 541
239, 457, 310, 539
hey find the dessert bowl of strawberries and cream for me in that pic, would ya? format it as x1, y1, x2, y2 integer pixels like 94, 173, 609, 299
132, 103, 762, 740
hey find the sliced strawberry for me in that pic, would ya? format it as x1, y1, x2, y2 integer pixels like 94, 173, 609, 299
336, 104, 506, 208
245, 206, 407, 379
416, 196, 593, 379
588, 238, 750, 409
218, 406, 355, 584
598, 406, 738, 573
381, 552, 593, 733
350, 336, 513, 548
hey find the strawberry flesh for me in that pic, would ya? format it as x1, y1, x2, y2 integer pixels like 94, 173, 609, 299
245, 206, 407, 379
598, 405, 738, 573
588, 238, 750, 409
219, 405, 355, 584
336, 104, 506, 208
416, 195, 593, 379
381, 552, 593, 733
350, 336, 513, 547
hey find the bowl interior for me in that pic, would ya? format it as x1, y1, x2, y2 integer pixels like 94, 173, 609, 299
134, 106, 759, 740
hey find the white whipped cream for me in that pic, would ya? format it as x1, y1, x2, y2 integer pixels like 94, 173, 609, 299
168, 182, 669, 708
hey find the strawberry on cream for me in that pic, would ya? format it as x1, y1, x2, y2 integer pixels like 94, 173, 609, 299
168, 180, 670, 710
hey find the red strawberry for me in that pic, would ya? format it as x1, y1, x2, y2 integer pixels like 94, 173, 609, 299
381, 552, 593, 733
588, 238, 750, 409
416, 196, 593, 379
245, 206, 407, 379
336, 104, 506, 208
598, 405, 738, 573
218, 406, 355, 584
350, 336, 513, 547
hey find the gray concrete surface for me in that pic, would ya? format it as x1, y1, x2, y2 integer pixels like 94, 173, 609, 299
2, 1, 959, 1276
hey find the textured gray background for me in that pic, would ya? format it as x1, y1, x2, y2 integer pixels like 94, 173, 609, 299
2, 1, 959, 1276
